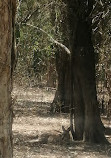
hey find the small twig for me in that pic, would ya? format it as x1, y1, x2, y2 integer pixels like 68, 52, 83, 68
20, 8, 39, 24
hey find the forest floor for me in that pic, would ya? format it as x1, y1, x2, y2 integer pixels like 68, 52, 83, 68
12, 85, 111, 158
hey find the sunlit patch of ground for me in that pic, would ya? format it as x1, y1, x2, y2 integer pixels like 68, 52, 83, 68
12, 85, 111, 158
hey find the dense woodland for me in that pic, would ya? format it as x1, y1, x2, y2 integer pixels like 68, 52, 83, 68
0, 0, 111, 158
14, 0, 111, 143
15, 0, 111, 106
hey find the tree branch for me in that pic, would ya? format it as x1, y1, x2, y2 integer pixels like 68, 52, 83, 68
24, 23, 71, 55
20, 2, 54, 25
20, 8, 39, 24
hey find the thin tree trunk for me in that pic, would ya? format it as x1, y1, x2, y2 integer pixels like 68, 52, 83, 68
51, 2, 71, 113
52, 50, 71, 113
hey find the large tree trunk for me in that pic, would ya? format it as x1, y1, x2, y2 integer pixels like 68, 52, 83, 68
0, 0, 16, 157
66, 0, 108, 143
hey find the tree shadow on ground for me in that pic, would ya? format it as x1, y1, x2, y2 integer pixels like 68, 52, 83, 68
13, 90, 111, 158
14, 100, 51, 117
13, 132, 111, 158
14, 100, 68, 119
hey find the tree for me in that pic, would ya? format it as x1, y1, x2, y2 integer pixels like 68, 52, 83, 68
93, 0, 111, 115
15, 0, 57, 87
50, 0, 71, 113
66, 0, 109, 143
0, 0, 16, 157
16, 0, 110, 143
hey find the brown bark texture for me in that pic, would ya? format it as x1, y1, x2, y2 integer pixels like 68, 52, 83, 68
0, 0, 16, 157
66, 0, 109, 144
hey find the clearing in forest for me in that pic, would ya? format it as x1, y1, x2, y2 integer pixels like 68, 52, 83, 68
12, 85, 111, 158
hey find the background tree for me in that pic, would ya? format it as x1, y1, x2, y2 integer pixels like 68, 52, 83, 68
50, 0, 71, 113
14, 0, 111, 143
14, 0, 57, 87
92, 0, 111, 115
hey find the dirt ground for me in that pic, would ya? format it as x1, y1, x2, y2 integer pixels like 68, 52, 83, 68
12, 85, 111, 158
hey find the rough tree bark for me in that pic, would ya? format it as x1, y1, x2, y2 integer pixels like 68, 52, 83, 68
0, 0, 16, 157
66, 0, 108, 143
